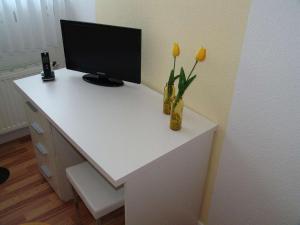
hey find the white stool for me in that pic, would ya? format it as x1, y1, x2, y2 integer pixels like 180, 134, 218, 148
66, 162, 124, 225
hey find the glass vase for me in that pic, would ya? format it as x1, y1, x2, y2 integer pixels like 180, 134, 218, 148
163, 84, 175, 115
170, 97, 183, 131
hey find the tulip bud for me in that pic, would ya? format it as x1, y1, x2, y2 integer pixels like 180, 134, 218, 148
172, 43, 180, 57
195, 47, 206, 62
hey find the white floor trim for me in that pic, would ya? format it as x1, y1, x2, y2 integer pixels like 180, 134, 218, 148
198, 221, 204, 225
0, 127, 29, 145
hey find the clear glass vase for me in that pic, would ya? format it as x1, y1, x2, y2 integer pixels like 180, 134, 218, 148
170, 97, 183, 131
163, 84, 175, 115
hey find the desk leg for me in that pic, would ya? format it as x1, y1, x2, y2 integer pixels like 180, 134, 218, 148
124, 131, 214, 225
72, 187, 83, 225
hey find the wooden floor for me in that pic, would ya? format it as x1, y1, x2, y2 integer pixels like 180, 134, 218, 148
0, 136, 125, 225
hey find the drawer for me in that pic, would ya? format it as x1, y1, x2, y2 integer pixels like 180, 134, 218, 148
24, 100, 39, 123
30, 122, 44, 135
29, 123, 55, 156
39, 164, 57, 193
33, 142, 50, 167
29, 126, 56, 179
40, 164, 52, 178
31, 133, 56, 171
34, 148, 48, 166
33, 140, 53, 164
25, 100, 38, 115
34, 142, 48, 156
24, 100, 51, 135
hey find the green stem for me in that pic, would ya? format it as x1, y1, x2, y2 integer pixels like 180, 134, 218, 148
187, 61, 198, 80
173, 57, 176, 72
173, 57, 177, 82
168, 57, 177, 86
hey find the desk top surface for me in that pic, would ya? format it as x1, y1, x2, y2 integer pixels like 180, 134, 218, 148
15, 68, 216, 186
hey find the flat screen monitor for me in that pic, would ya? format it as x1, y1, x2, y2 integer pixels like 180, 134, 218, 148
60, 20, 141, 87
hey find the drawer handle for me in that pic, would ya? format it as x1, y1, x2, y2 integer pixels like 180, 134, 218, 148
31, 122, 44, 135
26, 101, 38, 112
35, 143, 48, 155
40, 165, 52, 178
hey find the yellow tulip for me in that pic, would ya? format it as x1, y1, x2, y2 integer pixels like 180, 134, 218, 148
172, 43, 180, 57
195, 47, 206, 62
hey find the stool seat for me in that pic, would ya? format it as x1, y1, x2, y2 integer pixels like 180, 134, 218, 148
66, 162, 124, 219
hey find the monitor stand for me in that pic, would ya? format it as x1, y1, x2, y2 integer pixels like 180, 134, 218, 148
83, 74, 124, 87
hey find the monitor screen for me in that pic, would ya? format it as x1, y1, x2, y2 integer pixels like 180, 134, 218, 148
60, 20, 141, 84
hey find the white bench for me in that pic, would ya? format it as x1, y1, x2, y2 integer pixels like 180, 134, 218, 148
66, 162, 124, 225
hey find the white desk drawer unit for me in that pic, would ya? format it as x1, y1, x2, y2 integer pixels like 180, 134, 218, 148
24, 99, 84, 201
25, 100, 57, 192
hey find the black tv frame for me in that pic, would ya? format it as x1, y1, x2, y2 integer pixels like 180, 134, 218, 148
60, 20, 142, 87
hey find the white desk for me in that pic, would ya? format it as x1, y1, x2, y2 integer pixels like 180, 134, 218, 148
15, 68, 216, 225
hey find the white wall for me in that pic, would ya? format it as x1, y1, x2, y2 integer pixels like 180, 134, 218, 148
209, 0, 300, 225
66, 0, 96, 22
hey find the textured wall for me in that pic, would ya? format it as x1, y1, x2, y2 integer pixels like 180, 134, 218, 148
95, 1, 251, 222
209, 0, 300, 224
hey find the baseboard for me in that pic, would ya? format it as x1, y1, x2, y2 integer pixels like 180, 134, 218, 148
198, 221, 205, 225
0, 127, 29, 145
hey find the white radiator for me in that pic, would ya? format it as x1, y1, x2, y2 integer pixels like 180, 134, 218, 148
0, 66, 41, 135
